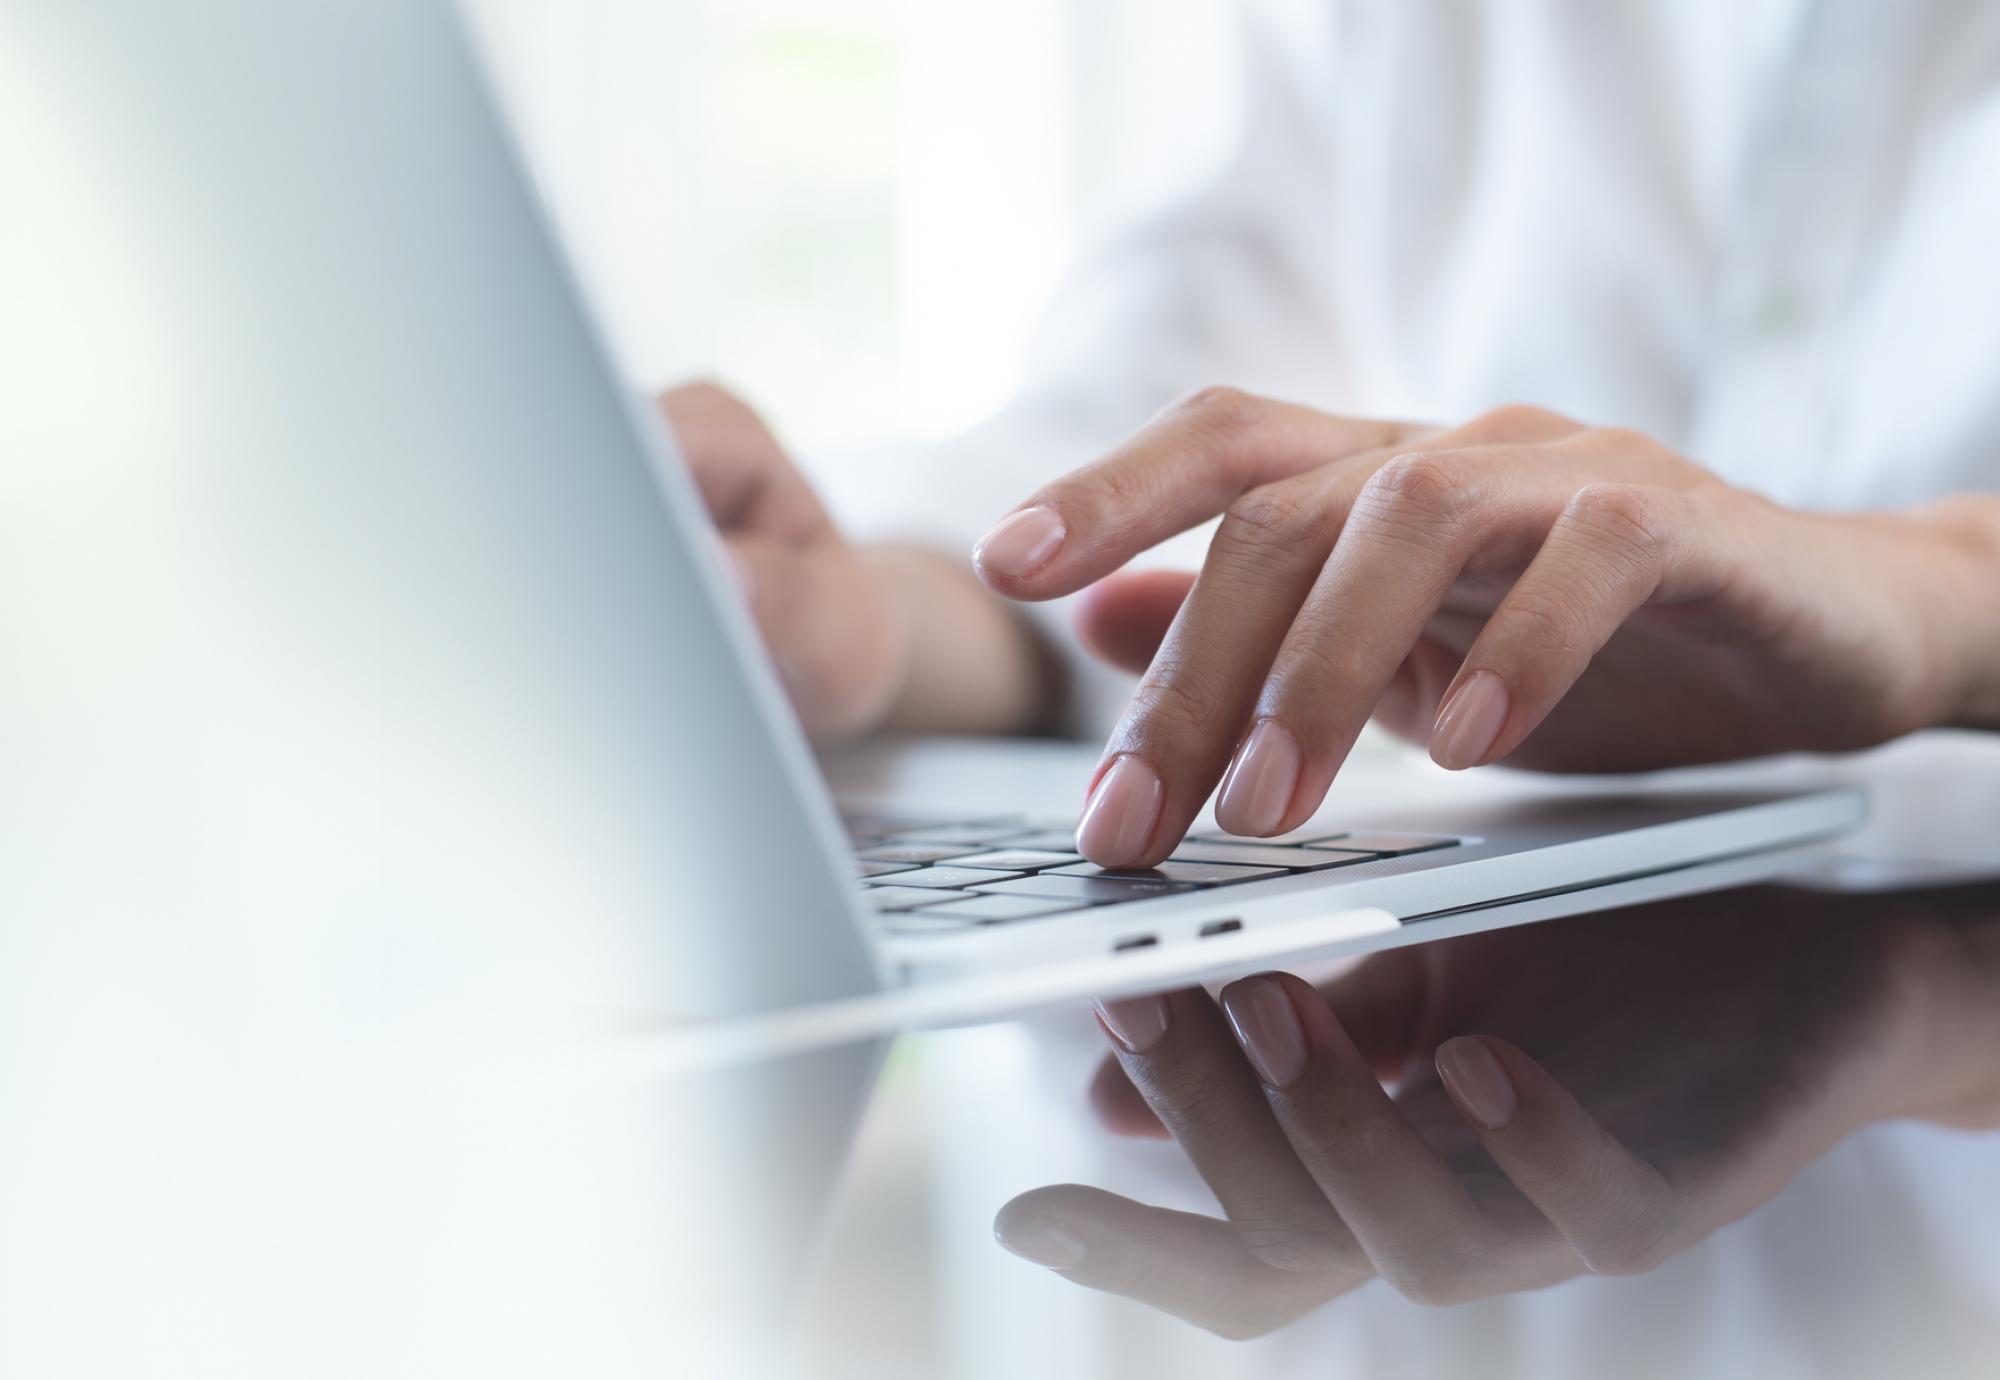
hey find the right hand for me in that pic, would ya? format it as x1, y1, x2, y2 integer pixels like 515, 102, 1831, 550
661, 382, 908, 737
970, 391, 2000, 866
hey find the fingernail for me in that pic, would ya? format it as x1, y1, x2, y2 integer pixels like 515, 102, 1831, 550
1222, 976, 1309, 1089
973, 505, 1066, 581
1431, 670, 1510, 770
1215, 719, 1301, 836
1075, 754, 1165, 864
996, 1217, 1087, 1270
1436, 1036, 1518, 1131
1093, 994, 1171, 1053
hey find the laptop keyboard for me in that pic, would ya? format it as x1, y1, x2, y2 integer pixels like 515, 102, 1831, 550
843, 812, 1460, 935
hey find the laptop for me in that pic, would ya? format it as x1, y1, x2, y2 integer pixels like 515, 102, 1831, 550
0, 0, 1864, 1058
1, 4, 1871, 1369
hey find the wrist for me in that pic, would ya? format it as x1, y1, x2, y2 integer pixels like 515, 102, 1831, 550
1911, 496, 2000, 732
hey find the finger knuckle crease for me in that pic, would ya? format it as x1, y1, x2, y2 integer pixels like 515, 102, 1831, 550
1222, 486, 1321, 546
1359, 454, 1470, 528
1124, 673, 1230, 742
1563, 484, 1664, 562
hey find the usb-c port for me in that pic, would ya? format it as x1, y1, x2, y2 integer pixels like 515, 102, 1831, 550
1199, 918, 1243, 938
1113, 934, 1158, 953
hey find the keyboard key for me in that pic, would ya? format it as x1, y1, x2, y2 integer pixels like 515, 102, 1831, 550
1052, 861, 1284, 886
1189, 825, 1351, 846
885, 822, 1034, 847
1166, 841, 1371, 870
880, 909, 987, 934
916, 893, 1085, 922
872, 865, 1028, 889
863, 885, 973, 911
856, 859, 918, 879
948, 849, 1084, 871
974, 874, 1197, 904
856, 842, 978, 865
842, 813, 932, 838
1304, 832, 1458, 856
997, 829, 1083, 852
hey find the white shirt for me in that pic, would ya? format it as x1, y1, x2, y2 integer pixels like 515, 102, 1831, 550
820, 3, 2000, 1376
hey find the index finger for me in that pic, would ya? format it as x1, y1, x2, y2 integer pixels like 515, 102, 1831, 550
971, 388, 1425, 599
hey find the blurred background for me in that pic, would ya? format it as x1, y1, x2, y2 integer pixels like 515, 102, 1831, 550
464, 4, 1266, 1377
467, 0, 1238, 447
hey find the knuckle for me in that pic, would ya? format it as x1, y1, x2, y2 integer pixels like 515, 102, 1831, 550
1220, 481, 1325, 548
1480, 402, 1569, 436
1169, 384, 1267, 436
1561, 483, 1666, 566
1122, 665, 1233, 744
1358, 452, 1472, 529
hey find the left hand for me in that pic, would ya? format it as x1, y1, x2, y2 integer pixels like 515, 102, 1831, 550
993, 887, 2000, 1339
660, 381, 1055, 738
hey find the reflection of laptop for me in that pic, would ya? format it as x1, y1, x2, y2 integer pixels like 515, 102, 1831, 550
10, 0, 1860, 1048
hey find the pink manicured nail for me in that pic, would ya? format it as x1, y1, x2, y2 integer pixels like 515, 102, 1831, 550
1075, 755, 1165, 864
1431, 670, 1511, 770
1094, 994, 1171, 1053
1436, 1036, 1519, 1131
1222, 976, 1309, 1089
1215, 719, 1302, 837
973, 505, 1067, 580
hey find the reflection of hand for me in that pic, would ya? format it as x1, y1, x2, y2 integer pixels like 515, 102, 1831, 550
662, 382, 1054, 737
995, 887, 2000, 1338
972, 393, 2000, 865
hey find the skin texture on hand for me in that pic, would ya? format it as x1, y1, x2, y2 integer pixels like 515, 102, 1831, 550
660, 382, 1058, 738
993, 885, 2000, 1339
971, 392, 2000, 867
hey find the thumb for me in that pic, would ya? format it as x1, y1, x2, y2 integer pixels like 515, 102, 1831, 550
1074, 569, 1197, 675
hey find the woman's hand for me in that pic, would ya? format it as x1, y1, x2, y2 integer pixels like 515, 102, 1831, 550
971, 393, 2000, 865
662, 381, 1054, 738
993, 887, 2000, 1339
